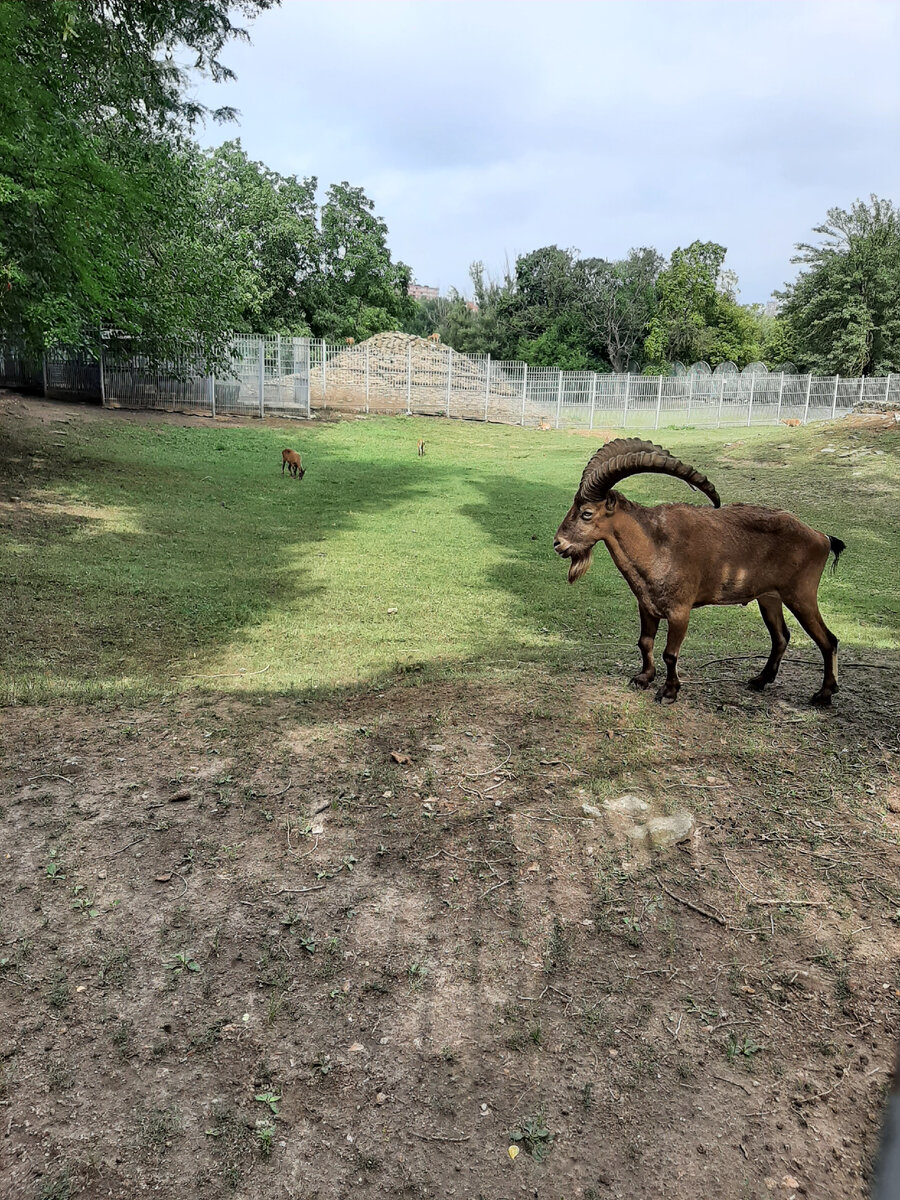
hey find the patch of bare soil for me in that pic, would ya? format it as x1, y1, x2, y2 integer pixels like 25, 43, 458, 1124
1, 666, 898, 1200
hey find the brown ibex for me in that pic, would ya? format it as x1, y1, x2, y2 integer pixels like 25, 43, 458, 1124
554, 438, 845, 706
417, 439, 425, 457
281, 448, 305, 480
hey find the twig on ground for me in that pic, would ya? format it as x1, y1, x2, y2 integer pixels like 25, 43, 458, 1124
179, 664, 271, 680
260, 780, 292, 799
103, 835, 145, 859
656, 876, 728, 927
481, 878, 511, 900
263, 885, 327, 898
462, 739, 512, 779
723, 853, 825, 907
712, 1074, 753, 1095
28, 774, 74, 785
409, 1131, 471, 1143
792, 1068, 848, 1106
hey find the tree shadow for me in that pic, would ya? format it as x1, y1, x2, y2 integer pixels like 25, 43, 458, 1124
0, 418, 454, 693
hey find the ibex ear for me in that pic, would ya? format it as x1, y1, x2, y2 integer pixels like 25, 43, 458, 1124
605, 493, 617, 513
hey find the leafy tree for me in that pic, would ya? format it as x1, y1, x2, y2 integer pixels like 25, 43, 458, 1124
200, 140, 318, 334
309, 183, 413, 341
0, 0, 274, 356
643, 241, 725, 369
780, 196, 900, 375
581, 248, 663, 372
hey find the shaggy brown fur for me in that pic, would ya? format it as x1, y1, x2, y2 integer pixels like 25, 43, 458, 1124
554, 438, 844, 706
417, 439, 425, 457
281, 448, 305, 480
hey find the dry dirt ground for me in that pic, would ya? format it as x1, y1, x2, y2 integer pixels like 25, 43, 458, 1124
1, 396, 899, 1200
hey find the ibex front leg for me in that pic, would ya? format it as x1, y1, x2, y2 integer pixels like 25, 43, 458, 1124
655, 611, 690, 705
630, 604, 660, 690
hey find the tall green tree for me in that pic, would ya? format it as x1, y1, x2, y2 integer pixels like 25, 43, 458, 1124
310, 183, 413, 341
581, 248, 663, 372
780, 196, 900, 375
0, 0, 274, 356
201, 141, 318, 334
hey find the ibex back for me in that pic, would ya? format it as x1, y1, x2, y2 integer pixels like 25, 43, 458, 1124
554, 438, 844, 706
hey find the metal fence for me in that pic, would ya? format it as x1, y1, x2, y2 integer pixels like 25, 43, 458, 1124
2, 334, 897, 429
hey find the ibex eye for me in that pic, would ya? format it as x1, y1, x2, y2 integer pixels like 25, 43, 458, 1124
580, 510, 593, 520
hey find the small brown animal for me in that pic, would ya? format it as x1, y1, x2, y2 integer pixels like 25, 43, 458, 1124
428, 332, 441, 342
417, 439, 425, 456
782, 418, 801, 427
345, 337, 355, 345
281, 448, 305, 480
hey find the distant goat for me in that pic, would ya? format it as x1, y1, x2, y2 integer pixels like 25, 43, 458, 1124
554, 438, 845, 706
281, 448, 305, 480
782, 418, 801, 427
417, 439, 425, 457
428, 332, 441, 342
345, 337, 355, 345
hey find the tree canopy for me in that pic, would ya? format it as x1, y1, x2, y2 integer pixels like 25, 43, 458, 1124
779, 196, 900, 375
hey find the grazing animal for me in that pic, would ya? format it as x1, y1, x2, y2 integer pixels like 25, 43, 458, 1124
345, 337, 355, 345
538, 418, 552, 431
428, 332, 441, 343
281, 448, 305, 480
782, 418, 801, 427
417, 439, 425, 457
553, 438, 845, 706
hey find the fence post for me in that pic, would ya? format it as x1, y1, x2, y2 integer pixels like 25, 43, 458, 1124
321, 339, 327, 398
555, 370, 563, 429
520, 363, 528, 426
886, 374, 892, 405
259, 338, 266, 417
483, 354, 491, 421
775, 372, 784, 422
855, 374, 865, 415
803, 374, 814, 424
99, 342, 106, 405
41, 351, 48, 397
446, 347, 452, 418
687, 372, 694, 423
304, 339, 311, 417
622, 374, 631, 428
747, 374, 755, 427
208, 372, 216, 418
588, 372, 597, 430
716, 374, 725, 428
653, 374, 663, 430
276, 333, 282, 380
406, 342, 412, 415
365, 343, 370, 413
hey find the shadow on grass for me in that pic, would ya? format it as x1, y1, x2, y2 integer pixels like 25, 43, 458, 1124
0, 419, 457, 696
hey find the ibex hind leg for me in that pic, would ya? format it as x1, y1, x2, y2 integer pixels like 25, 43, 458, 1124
748, 594, 790, 691
784, 594, 839, 706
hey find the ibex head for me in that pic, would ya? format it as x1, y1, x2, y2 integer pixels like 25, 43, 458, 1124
554, 438, 720, 583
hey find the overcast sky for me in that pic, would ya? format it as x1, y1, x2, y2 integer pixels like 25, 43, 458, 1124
191, 0, 900, 304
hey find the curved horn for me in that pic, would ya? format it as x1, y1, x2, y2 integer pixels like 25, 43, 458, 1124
579, 437, 720, 507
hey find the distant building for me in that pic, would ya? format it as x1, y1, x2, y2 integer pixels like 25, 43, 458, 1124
408, 283, 439, 301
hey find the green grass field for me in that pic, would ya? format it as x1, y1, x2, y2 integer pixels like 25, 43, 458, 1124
1, 408, 898, 704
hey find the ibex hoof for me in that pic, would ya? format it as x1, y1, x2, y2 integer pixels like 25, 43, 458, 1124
809, 691, 833, 708
629, 674, 653, 690
747, 676, 768, 692
654, 689, 679, 705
